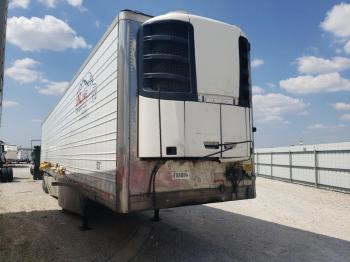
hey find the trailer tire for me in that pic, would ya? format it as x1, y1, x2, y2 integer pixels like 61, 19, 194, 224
0, 168, 8, 182
33, 170, 39, 180
7, 167, 13, 182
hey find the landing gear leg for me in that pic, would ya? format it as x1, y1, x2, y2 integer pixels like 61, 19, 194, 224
152, 209, 161, 222
79, 198, 91, 231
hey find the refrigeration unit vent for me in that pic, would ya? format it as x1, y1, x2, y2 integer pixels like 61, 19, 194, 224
138, 20, 197, 101
239, 36, 251, 107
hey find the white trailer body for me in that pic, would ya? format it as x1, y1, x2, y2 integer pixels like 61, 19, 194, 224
41, 10, 255, 213
4, 145, 18, 163
17, 148, 32, 162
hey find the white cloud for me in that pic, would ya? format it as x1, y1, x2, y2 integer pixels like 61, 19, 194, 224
3, 100, 19, 107
251, 58, 264, 68
297, 56, 350, 74
307, 124, 328, 129
321, 3, 350, 55
5, 58, 69, 95
66, 0, 86, 11
5, 58, 42, 83
334, 102, 350, 111
252, 85, 265, 94
7, 15, 90, 51
280, 4, 350, 97
36, 81, 69, 95
280, 72, 350, 94
341, 114, 350, 121
37, 0, 85, 10
66, 0, 83, 7
38, 0, 57, 8
253, 93, 306, 123
9, 0, 30, 9
321, 3, 350, 38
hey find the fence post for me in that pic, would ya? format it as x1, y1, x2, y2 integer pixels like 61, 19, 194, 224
289, 151, 292, 182
270, 152, 273, 177
314, 149, 318, 188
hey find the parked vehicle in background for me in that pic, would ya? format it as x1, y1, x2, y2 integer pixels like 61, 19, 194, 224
17, 147, 32, 163
40, 10, 255, 219
0, 141, 13, 182
4, 144, 18, 163
31, 146, 42, 180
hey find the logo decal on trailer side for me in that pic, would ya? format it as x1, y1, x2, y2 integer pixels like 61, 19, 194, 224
75, 72, 97, 115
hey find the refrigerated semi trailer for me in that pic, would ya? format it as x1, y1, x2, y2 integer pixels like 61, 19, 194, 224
40, 10, 255, 216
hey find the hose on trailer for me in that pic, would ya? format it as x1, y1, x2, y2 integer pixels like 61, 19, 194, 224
148, 161, 166, 209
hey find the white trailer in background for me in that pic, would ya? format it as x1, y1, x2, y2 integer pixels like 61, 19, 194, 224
4, 145, 18, 163
40, 10, 255, 220
17, 148, 32, 163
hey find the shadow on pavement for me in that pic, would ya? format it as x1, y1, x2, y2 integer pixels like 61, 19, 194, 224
0, 204, 349, 262
134, 205, 350, 262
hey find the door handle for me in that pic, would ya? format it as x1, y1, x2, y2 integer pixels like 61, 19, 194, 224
204, 141, 220, 149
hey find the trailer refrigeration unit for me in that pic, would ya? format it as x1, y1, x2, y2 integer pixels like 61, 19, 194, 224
40, 10, 256, 219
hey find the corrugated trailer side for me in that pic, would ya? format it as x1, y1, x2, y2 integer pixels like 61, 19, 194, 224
41, 15, 119, 210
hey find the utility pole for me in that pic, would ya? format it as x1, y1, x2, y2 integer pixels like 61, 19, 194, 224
0, 0, 8, 127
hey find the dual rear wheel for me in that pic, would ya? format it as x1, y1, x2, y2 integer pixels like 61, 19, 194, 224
0, 167, 14, 182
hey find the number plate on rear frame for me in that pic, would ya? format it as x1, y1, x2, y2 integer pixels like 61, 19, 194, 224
172, 171, 190, 180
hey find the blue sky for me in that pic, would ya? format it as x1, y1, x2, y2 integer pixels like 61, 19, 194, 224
1, 0, 350, 148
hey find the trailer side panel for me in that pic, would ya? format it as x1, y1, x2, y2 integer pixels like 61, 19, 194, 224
41, 19, 119, 208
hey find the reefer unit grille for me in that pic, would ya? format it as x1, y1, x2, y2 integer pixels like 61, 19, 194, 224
239, 36, 251, 107
138, 20, 197, 101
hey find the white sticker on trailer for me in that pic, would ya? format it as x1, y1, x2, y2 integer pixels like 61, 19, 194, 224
172, 171, 191, 180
